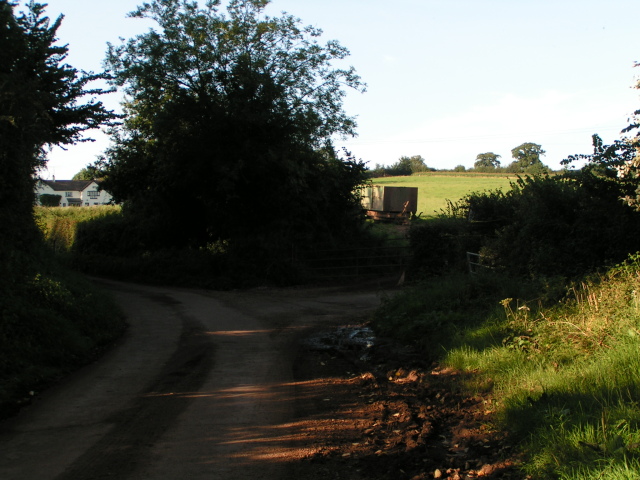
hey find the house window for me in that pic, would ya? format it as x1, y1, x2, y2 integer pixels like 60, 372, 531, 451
88, 190, 99, 199
65, 192, 73, 197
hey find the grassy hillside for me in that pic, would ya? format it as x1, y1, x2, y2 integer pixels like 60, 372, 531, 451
371, 172, 515, 217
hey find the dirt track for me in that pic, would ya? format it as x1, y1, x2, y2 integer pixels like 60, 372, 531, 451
0, 279, 521, 480
0, 279, 385, 479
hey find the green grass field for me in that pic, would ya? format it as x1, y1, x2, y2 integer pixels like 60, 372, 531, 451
371, 172, 516, 217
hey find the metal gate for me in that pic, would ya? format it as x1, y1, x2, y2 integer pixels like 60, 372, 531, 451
304, 241, 412, 280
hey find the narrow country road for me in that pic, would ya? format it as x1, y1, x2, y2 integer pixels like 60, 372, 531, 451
0, 279, 384, 480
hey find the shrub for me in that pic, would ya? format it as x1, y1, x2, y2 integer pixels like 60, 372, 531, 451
39, 194, 61, 207
408, 217, 478, 277
478, 175, 640, 278
0, 251, 125, 419
34, 206, 121, 252
409, 174, 640, 280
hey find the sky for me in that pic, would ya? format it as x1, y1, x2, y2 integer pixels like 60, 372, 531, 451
25, 0, 640, 179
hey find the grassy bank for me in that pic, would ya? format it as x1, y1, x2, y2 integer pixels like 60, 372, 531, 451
371, 257, 640, 479
34, 205, 121, 252
0, 252, 126, 419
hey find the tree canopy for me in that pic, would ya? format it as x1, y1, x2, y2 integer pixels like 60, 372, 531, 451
618, 62, 640, 209
474, 152, 501, 170
386, 155, 430, 176
0, 1, 113, 254
559, 63, 640, 208
98, 0, 367, 253
72, 166, 100, 180
507, 142, 547, 173
368, 155, 432, 177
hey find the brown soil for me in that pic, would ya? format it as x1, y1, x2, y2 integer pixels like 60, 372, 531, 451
288, 327, 525, 480
0, 280, 525, 480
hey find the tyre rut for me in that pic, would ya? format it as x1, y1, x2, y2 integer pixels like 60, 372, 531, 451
55, 294, 214, 480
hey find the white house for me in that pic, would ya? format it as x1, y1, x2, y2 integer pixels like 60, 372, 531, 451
35, 178, 113, 207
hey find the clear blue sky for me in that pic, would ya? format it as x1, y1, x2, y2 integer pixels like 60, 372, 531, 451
29, 0, 640, 179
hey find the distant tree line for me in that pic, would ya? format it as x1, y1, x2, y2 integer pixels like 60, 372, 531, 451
473, 142, 548, 174
369, 142, 550, 177
368, 155, 434, 177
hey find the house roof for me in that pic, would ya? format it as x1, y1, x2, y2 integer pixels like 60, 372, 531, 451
40, 180, 94, 192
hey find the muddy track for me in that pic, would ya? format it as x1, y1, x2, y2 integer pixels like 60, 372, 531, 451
0, 279, 385, 480
0, 278, 521, 479
288, 343, 521, 480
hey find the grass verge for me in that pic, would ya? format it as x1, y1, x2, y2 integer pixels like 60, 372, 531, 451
371, 256, 640, 479
0, 252, 126, 420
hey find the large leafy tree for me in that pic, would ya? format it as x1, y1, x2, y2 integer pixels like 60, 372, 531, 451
0, 1, 113, 255
376, 155, 430, 177
72, 166, 100, 180
508, 142, 547, 173
474, 152, 501, 170
403, 155, 430, 174
99, 0, 367, 252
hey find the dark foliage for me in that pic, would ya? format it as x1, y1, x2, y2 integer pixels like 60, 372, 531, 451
408, 217, 481, 277
480, 175, 640, 277
0, 1, 113, 266
39, 194, 61, 207
93, 0, 368, 264
368, 155, 434, 178
0, 251, 126, 419
409, 172, 640, 280
0, 2, 119, 417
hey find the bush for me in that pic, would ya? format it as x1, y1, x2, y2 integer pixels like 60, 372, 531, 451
0, 251, 125, 419
477, 175, 640, 278
39, 194, 61, 207
73, 209, 146, 256
408, 217, 478, 277
409, 174, 640, 280
34, 206, 121, 252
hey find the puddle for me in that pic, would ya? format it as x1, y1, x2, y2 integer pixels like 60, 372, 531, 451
303, 325, 376, 356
